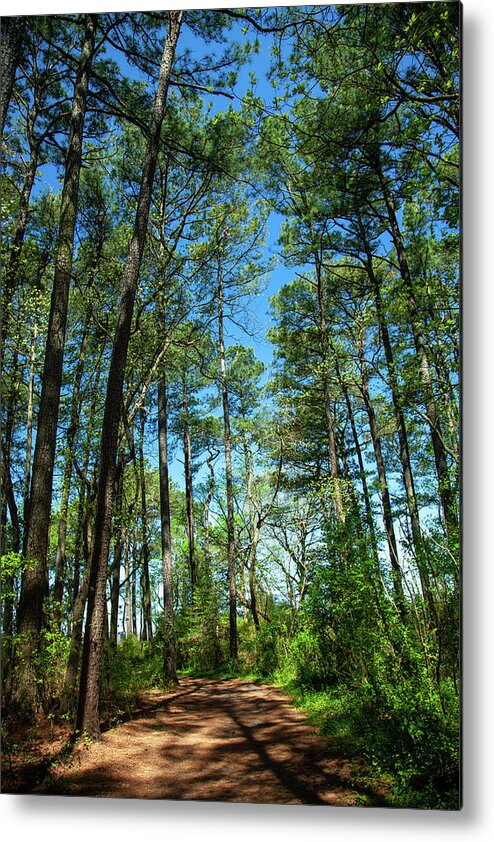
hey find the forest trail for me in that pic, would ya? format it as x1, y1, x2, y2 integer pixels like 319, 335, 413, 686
33, 677, 386, 805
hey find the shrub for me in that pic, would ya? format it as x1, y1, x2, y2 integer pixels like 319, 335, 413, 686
254, 620, 282, 677
284, 617, 336, 690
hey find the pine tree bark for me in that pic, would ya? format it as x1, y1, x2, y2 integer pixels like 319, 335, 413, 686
109, 462, 124, 647
373, 151, 457, 541
0, 16, 25, 136
139, 411, 153, 641
364, 248, 437, 624
53, 317, 90, 626
313, 250, 346, 528
12, 14, 97, 718
158, 374, 178, 683
358, 351, 406, 620
182, 378, 196, 592
217, 261, 237, 660
76, 12, 182, 738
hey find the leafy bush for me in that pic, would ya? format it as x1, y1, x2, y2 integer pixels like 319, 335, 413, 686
99, 635, 165, 718
359, 674, 460, 808
281, 610, 338, 690
254, 620, 283, 677
34, 625, 71, 708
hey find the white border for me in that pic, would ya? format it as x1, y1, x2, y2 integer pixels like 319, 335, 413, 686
2, 1, 493, 840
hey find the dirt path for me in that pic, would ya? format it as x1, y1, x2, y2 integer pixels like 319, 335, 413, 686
32, 677, 387, 805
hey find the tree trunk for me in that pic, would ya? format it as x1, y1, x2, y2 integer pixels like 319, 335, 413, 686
53, 317, 90, 626
374, 152, 457, 540
132, 539, 138, 636
13, 14, 97, 718
358, 351, 406, 620
158, 374, 178, 683
61, 454, 96, 715
124, 533, 133, 639
182, 378, 196, 593
138, 410, 153, 641
1, 348, 21, 556
76, 12, 182, 739
0, 16, 25, 136
242, 434, 260, 630
365, 250, 436, 624
217, 262, 237, 660
60, 564, 90, 715
336, 363, 380, 565
22, 321, 37, 533
1, 132, 41, 371
109, 463, 124, 647
203, 448, 217, 569
71, 355, 101, 608
312, 250, 346, 529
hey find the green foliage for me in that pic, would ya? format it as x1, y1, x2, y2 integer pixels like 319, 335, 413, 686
175, 564, 227, 673
271, 647, 459, 809
364, 674, 459, 809
242, 563, 459, 809
252, 618, 284, 677
284, 625, 335, 690
100, 636, 167, 718
34, 625, 71, 708
1, 552, 28, 597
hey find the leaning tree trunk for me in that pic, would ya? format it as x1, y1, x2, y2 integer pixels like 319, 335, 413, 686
358, 350, 406, 621
365, 248, 437, 626
373, 151, 457, 541
12, 14, 97, 719
158, 374, 178, 683
60, 563, 91, 716
61, 449, 98, 714
76, 12, 182, 739
335, 360, 381, 568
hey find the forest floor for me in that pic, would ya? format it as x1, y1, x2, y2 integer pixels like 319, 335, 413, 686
2, 676, 392, 805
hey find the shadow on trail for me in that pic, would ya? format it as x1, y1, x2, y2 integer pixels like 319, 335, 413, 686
200, 679, 391, 807
29, 677, 392, 805
99, 680, 206, 733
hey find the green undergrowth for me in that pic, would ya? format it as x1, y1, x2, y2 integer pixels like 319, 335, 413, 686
99, 635, 177, 723
265, 674, 460, 810
15, 620, 457, 811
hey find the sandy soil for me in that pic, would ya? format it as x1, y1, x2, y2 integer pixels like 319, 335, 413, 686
5, 677, 389, 805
